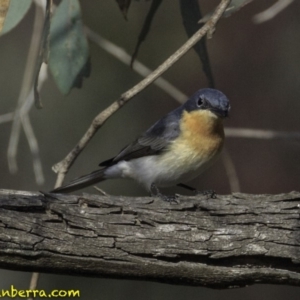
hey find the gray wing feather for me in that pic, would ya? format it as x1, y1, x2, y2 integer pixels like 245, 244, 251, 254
51, 169, 105, 193
100, 108, 182, 166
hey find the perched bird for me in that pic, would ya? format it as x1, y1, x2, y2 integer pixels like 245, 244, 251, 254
51, 88, 230, 201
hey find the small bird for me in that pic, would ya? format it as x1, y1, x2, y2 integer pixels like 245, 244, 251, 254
51, 88, 230, 200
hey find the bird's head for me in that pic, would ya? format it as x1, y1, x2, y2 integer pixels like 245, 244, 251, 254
184, 88, 230, 118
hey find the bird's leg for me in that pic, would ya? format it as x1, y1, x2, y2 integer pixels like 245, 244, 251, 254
150, 183, 160, 196
177, 183, 216, 199
201, 189, 217, 199
150, 183, 178, 203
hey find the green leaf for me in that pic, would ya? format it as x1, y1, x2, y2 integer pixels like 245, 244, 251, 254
131, 0, 163, 66
116, 0, 131, 20
1, 0, 32, 35
179, 0, 214, 88
49, 0, 90, 95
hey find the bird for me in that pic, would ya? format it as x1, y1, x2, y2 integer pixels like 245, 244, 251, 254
51, 88, 230, 201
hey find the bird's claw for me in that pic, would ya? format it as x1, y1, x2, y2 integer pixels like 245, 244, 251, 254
150, 183, 179, 204
158, 193, 179, 204
196, 189, 217, 199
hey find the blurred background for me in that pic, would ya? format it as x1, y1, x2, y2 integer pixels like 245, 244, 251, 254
0, 0, 300, 299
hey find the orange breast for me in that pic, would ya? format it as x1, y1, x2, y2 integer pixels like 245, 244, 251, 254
179, 110, 225, 158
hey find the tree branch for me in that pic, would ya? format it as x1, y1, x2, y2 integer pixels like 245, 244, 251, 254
225, 127, 300, 140
1, 189, 300, 288
85, 27, 188, 104
5, 1, 48, 186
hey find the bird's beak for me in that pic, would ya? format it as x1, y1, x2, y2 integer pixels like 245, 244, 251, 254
203, 98, 230, 118
211, 107, 230, 118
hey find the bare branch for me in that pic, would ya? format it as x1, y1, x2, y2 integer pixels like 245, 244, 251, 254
6, 65, 48, 185
0, 112, 14, 124
221, 148, 241, 192
53, 0, 231, 187
93, 185, 108, 196
7, 2, 45, 173
27, 2, 50, 294
85, 27, 187, 104
6, 2, 48, 186
27, 273, 40, 300
253, 0, 294, 23
225, 127, 300, 140
7, 115, 22, 173
7, 3, 44, 158
0, 65, 48, 183
33, 0, 52, 108
22, 114, 45, 185
1, 189, 300, 287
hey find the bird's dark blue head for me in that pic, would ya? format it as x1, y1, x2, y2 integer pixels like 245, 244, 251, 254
183, 88, 230, 118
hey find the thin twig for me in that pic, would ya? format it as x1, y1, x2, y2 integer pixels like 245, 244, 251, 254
7, 1, 45, 174
22, 64, 48, 186
22, 113, 45, 185
225, 127, 300, 140
27, 272, 40, 300
253, 0, 294, 23
221, 148, 241, 192
93, 186, 108, 196
0, 64, 47, 124
33, 0, 52, 108
6, 0, 48, 182
0, 112, 14, 124
85, 27, 187, 104
6, 63, 48, 185
25, 1, 49, 298
53, 0, 231, 187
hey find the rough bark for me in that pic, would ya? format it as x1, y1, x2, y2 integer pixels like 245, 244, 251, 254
0, 189, 300, 288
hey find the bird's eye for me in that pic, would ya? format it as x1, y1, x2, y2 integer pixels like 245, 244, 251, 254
197, 97, 204, 107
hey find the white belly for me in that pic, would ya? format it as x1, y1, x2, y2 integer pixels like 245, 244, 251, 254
104, 145, 221, 191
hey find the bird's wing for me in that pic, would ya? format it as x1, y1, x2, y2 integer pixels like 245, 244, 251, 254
99, 109, 182, 167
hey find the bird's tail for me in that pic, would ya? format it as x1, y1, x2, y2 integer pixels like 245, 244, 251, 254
50, 169, 106, 194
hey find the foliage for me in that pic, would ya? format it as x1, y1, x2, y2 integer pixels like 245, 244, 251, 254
0, 0, 255, 98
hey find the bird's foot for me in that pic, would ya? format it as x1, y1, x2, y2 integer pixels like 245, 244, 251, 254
196, 189, 217, 199
150, 183, 179, 204
158, 194, 179, 203
177, 183, 216, 199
